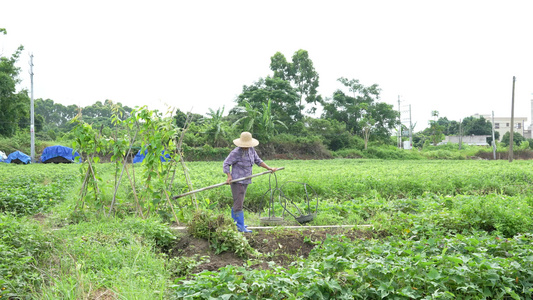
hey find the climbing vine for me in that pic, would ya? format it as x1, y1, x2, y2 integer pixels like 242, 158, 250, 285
72, 106, 193, 223
71, 119, 105, 213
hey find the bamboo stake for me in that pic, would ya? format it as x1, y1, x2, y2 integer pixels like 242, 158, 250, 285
109, 129, 138, 216
163, 190, 180, 226
86, 156, 100, 194
76, 164, 91, 211
179, 156, 197, 208
175, 112, 197, 208
124, 164, 143, 218
171, 167, 285, 200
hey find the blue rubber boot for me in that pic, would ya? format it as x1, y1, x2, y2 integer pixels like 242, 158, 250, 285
231, 208, 247, 228
234, 210, 252, 233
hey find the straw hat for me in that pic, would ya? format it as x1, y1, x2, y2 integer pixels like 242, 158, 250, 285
233, 132, 259, 147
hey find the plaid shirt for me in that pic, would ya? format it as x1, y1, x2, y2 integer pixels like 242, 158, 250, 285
223, 147, 263, 184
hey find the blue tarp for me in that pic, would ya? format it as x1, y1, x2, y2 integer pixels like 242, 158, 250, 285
133, 150, 171, 163
5, 151, 31, 164
41, 145, 81, 163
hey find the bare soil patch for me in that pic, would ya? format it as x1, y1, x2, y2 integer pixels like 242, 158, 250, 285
32, 212, 48, 225
170, 227, 373, 273
89, 288, 116, 300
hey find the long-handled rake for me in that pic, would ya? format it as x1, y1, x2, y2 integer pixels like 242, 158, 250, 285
172, 167, 286, 200
260, 172, 318, 225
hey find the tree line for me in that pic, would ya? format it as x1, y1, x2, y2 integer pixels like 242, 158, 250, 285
2, 28, 522, 154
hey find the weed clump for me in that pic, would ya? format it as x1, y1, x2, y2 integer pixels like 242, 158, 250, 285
187, 210, 258, 258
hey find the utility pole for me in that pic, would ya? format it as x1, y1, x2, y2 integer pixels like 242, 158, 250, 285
397, 96, 401, 148
458, 119, 462, 150
491, 111, 496, 160
29, 54, 35, 163
509, 76, 515, 162
408, 104, 413, 148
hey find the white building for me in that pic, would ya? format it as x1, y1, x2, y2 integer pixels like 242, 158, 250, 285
442, 135, 491, 146
476, 114, 528, 141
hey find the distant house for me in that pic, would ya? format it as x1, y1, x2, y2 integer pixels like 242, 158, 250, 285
475, 96, 533, 140
476, 114, 528, 141
441, 135, 491, 146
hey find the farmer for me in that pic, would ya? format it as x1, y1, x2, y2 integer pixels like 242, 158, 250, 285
223, 132, 277, 233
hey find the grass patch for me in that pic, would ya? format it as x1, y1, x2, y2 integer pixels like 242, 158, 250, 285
37, 216, 174, 299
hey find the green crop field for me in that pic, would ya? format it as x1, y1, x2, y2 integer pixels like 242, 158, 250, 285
179, 159, 533, 202
1, 159, 533, 299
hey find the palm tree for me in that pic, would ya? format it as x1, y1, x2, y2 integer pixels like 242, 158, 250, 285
232, 100, 287, 141
258, 100, 288, 141
231, 101, 260, 133
202, 107, 228, 147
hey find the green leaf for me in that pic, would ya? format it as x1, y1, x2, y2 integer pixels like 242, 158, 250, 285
446, 256, 463, 265
427, 268, 441, 280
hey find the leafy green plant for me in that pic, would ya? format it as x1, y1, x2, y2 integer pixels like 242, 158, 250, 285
120, 217, 177, 252
171, 233, 533, 298
168, 255, 210, 278
71, 119, 106, 213
0, 214, 50, 298
187, 210, 258, 258
0, 164, 78, 216
455, 194, 533, 237
70, 106, 191, 224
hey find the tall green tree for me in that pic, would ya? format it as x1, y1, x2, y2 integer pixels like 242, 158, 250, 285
35, 98, 79, 128
435, 117, 460, 136
462, 116, 493, 136
426, 115, 498, 141
358, 103, 375, 150
270, 50, 320, 114
0, 32, 30, 137
428, 111, 444, 146
34, 98, 134, 134
173, 108, 202, 129
304, 117, 354, 151
322, 77, 398, 143
236, 76, 301, 126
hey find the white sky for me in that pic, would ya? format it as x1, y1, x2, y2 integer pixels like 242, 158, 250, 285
2, 0, 532, 131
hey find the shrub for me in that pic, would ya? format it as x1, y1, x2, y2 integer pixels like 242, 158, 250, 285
455, 195, 533, 237
422, 149, 466, 160
187, 210, 258, 258
373, 194, 533, 238
183, 144, 231, 161
332, 148, 363, 158
364, 145, 424, 160
501, 131, 525, 146
121, 217, 177, 252
259, 134, 332, 159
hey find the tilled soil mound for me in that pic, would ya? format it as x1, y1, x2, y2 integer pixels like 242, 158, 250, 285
170, 227, 373, 273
